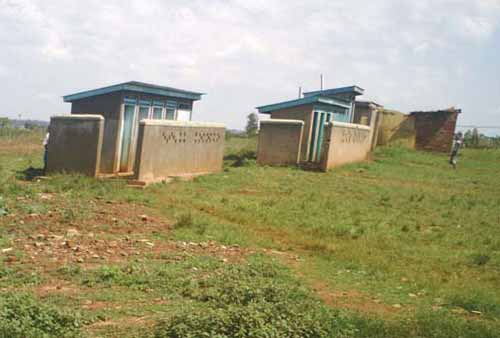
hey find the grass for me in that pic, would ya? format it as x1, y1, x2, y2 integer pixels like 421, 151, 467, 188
0, 128, 499, 337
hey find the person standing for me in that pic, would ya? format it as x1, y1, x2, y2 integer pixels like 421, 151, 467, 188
449, 132, 463, 169
43, 128, 50, 173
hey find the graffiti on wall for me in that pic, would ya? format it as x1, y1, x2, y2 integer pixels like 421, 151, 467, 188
340, 127, 369, 144
161, 130, 223, 144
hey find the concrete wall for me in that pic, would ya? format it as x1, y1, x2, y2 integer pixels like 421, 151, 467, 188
320, 122, 371, 171
257, 119, 304, 166
133, 120, 225, 184
269, 104, 314, 162
377, 109, 416, 149
47, 115, 104, 177
411, 109, 460, 153
353, 102, 383, 151
71, 93, 121, 174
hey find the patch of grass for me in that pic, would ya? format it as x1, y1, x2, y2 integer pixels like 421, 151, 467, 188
154, 255, 355, 338
0, 293, 81, 338
446, 291, 500, 318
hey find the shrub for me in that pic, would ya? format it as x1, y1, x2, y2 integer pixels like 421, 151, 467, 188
154, 258, 355, 338
0, 293, 81, 338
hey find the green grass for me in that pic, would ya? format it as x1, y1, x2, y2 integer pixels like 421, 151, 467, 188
1, 129, 499, 337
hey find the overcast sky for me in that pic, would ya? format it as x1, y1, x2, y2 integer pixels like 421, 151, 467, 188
1, 0, 499, 129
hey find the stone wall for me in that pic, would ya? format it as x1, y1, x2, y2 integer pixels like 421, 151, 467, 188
377, 109, 416, 149
320, 122, 371, 171
47, 115, 104, 177
257, 119, 304, 166
411, 108, 460, 153
133, 120, 225, 184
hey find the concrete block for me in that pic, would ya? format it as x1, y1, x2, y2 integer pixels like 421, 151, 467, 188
47, 115, 104, 177
320, 122, 371, 170
133, 120, 225, 184
257, 119, 304, 166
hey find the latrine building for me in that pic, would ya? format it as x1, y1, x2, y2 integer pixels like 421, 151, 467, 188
256, 86, 365, 163
63, 81, 204, 175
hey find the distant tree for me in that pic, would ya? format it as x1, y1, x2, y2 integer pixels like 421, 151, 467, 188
0, 117, 11, 128
245, 112, 259, 137
471, 128, 480, 147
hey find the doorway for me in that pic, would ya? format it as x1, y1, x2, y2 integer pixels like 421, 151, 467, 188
119, 104, 136, 172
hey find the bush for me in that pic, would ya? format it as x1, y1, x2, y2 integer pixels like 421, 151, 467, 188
0, 293, 81, 338
153, 258, 355, 338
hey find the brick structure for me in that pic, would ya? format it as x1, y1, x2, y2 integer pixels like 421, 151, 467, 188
410, 108, 461, 153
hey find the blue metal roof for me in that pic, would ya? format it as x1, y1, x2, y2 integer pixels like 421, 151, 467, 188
303, 85, 364, 98
256, 95, 351, 114
63, 81, 204, 102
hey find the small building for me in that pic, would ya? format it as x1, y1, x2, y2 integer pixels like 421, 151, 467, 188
256, 86, 365, 162
410, 108, 461, 153
63, 81, 204, 175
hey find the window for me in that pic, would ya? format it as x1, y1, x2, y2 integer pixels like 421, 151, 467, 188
166, 100, 177, 120
178, 103, 191, 110
138, 106, 150, 121
152, 107, 163, 119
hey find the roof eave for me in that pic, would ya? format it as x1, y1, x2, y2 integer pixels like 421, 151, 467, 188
63, 83, 204, 102
256, 95, 350, 114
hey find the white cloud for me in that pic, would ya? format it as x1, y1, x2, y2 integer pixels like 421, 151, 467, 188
0, 0, 499, 127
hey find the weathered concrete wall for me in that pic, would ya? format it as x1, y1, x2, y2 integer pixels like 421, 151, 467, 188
133, 120, 225, 184
71, 93, 121, 174
377, 109, 416, 148
47, 115, 104, 177
411, 108, 460, 153
320, 122, 371, 171
353, 101, 383, 150
257, 119, 304, 166
270, 104, 314, 162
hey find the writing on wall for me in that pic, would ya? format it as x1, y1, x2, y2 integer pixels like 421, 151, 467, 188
340, 127, 369, 144
161, 130, 224, 144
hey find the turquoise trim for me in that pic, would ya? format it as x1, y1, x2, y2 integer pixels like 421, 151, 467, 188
309, 111, 319, 162
153, 100, 165, 107
139, 99, 151, 106
124, 98, 136, 104
63, 81, 204, 102
316, 112, 326, 162
257, 95, 350, 114
303, 85, 364, 98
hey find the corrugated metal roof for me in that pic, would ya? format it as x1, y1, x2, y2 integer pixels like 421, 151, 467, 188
63, 81, 204, 102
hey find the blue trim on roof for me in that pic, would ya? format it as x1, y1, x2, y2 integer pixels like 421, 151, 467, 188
303, 86, 364, 97
256, 95, 351, 114
63, 81, 204, 102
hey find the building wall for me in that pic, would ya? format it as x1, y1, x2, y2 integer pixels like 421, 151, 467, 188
377, 109, 416, 149
133, 120, 225, 184
269, 104, 314, 162
47, 115, 104, 177
353, 102, 382, 150
70, 93, 122, 173
257, 120, 304, 166
320, 122, 372, 171
412, 109, 460, 153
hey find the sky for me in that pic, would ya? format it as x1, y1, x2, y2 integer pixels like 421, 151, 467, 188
1, 0, 499, 130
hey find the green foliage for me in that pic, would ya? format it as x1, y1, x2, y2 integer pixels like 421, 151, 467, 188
154, 257, 355, 338
173, 213, 208, 235
0, 197, 7, 216
352, 310, 499, 338
0, 293, 81, 338
245, 113, 259, 137
447, 291, 500, 318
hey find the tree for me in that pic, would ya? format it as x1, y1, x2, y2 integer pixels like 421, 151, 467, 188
245, 112, 259, 137
0, 117, 11, 128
